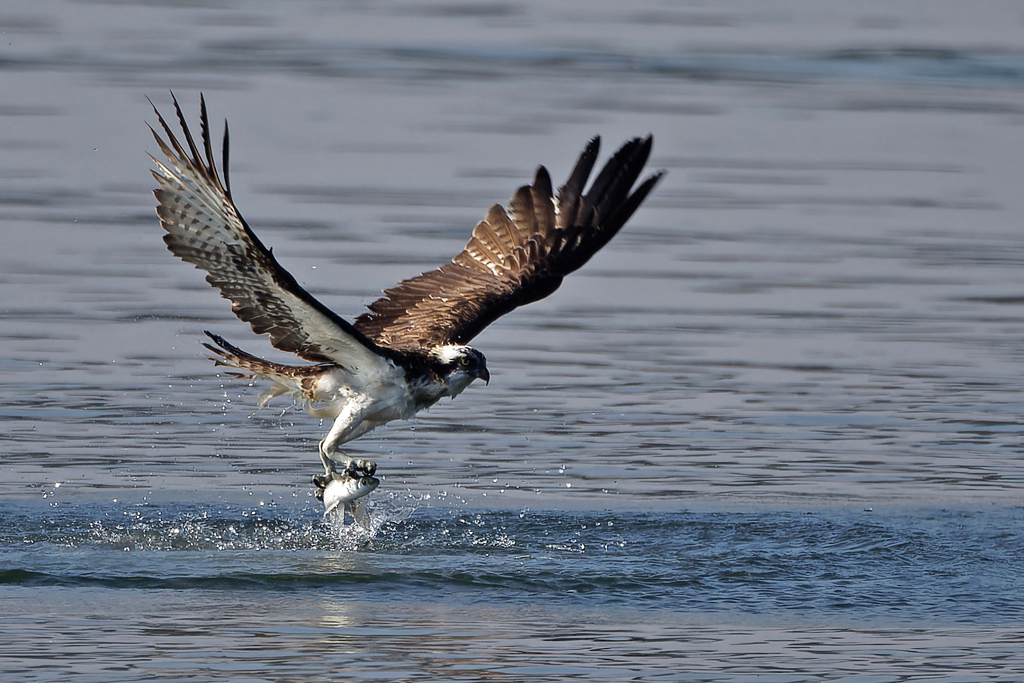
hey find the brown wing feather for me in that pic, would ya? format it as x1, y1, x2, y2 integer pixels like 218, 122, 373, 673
149, 94, 389, 371
353, 136, 664, 350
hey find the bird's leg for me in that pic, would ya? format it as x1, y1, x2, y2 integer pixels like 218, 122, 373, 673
318, 441, 335, 476
318, 408, 377, 477
311, 443, 335, 500
312, 402, 380, 499
317, 441, 375, 478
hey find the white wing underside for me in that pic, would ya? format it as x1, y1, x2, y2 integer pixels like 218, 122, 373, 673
149, 98, 392, 377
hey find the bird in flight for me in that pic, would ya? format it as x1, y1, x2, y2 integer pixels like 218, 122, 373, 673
148, 94, 662, 507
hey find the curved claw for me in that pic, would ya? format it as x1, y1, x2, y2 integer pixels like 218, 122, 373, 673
312, 473, 330, 501
342, 458, 377, 477
318, 441, 376, 477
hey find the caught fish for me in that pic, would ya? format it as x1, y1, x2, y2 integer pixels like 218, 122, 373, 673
322, 473, 379, 528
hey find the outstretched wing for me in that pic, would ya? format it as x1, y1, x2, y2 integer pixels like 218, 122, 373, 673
353, 136, 663, 350
148, 94, 388, 371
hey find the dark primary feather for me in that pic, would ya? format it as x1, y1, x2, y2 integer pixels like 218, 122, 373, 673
353, 135, 664, 350
148, 94, 386, 368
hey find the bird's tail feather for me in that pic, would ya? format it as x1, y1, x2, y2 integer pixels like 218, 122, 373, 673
202, 331, 331, 408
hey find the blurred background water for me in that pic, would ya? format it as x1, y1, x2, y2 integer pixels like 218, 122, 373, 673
3, 0, 1024, 680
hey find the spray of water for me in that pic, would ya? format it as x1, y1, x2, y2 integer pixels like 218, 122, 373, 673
322, 489, 420, 547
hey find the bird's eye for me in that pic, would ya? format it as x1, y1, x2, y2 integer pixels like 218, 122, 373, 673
460, 357, 471, 366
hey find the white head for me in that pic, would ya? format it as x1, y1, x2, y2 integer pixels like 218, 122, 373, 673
429, 344, 490, 397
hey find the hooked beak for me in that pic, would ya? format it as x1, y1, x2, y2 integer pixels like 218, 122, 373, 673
476, 366, 490, 385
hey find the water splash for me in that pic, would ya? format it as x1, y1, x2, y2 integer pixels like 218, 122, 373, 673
322, 489, 420, 547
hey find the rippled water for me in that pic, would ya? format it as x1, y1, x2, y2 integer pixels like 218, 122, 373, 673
4, 0, 1024, 680
5, 500, 1024, 680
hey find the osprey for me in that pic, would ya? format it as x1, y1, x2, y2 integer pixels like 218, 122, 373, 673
148, 94, 662, 505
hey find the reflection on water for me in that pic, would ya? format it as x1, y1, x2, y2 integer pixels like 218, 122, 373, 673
4, 0, 1024, 680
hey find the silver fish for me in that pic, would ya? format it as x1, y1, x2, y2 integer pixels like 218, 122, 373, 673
322, 474, 379, 528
